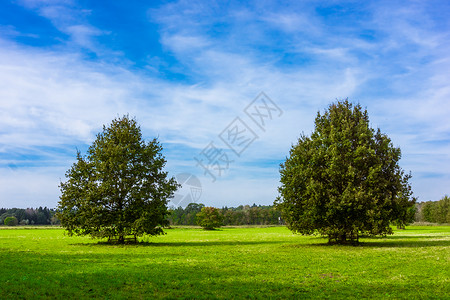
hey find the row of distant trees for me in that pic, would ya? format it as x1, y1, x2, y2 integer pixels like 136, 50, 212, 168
0, 203, 282, 227
415, 196, 450, 224
2, 197, 448, 227
168, 203, 283, 226
2, 197, 448, 226
0, 207, 59, 226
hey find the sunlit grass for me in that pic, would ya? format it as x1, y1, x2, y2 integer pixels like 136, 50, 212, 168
0, 225, 449, 299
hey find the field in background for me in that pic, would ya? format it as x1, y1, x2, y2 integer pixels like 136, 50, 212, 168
0, 226, 449, 298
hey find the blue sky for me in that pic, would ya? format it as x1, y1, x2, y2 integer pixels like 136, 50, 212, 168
1, 0, 449, 208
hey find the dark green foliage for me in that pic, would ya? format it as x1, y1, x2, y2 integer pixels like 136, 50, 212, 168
4, 216, 18, 226
275, 100, 416, 244
168, 204, 282, 226
196, 207, 223, 230
394, 205, 416, 229
221, 205, 283, 225
418, 196, 450, 223
57, 116, 179, 243
0, 207, 56, 225
170, 203, 205, 225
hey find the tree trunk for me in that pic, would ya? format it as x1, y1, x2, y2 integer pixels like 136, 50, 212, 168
118, 235, 125, 244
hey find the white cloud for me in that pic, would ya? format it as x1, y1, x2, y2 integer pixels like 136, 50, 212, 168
261, 11, 321, 35
16, 0, 106, 53
161, 34, 211, 54
0, 167, 63, 208
65, 25, 103, 48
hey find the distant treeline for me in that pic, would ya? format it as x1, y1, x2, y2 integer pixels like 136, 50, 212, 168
2, 197, 448, 226
0, 207, 59, 225
415, 196, 450, 224
168, 203, 283, 226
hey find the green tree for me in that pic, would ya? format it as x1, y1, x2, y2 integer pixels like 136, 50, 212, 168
434, 196, 449, 223
57, 116, 179, 243
420, 201, 434, 222
275, 100, 416, 244
196, 207, 223, 230
4, 216, 18, 226
420, 196, 450, 223
184, 203, 205, 225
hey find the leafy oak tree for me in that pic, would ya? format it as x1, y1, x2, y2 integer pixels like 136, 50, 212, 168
57, 116, 179, 243
275, 100, 415, 244
196, 206, 223, 230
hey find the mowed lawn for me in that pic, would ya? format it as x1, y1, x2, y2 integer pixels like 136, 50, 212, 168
0, 226, 449, 299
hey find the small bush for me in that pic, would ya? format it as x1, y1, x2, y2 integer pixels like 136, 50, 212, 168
4, 216, 18, 226
196, 207, 223, 230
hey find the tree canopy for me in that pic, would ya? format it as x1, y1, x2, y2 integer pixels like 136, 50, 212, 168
275, 100, 416, 244
196, 206, 223, 230
57, 116, 179, 243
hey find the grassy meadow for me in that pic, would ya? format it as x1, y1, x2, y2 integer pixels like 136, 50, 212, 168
0, 225, 449, 299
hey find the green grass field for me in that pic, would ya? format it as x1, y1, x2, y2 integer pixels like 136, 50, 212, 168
0, 226, 449, 299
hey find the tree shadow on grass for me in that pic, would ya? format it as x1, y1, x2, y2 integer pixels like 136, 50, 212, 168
70, 236, 450, 248
71, 240, 285, 247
